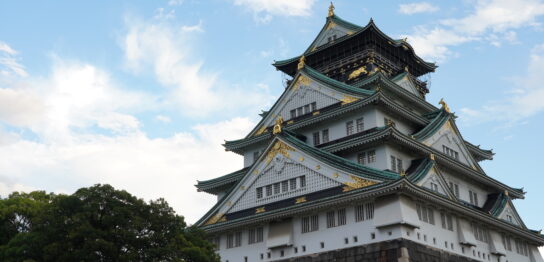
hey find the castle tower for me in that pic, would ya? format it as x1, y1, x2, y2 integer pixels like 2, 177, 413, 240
195, 4, 544, 262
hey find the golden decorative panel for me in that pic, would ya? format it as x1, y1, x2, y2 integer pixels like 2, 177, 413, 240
273, 116, 284, 134
312, 111, 320, 116
342, 175, 377, 192
348, 66, 368, 80
293, 75, 311, 91
295, 197, 307, 204
204, 213, 226, 225
265, 141, 295, 164
255, 126, 267, 136
333, 172, 339, 178
326, 21, 337, 30
256, 207, 266, 214
341, 95, 359, 105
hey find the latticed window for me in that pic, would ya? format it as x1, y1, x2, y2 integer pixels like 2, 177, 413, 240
357, 152, 366, 164
281, 180, 288, 192
430, 182, 439, 192
355, 202, 374, 222
502, 234, 512, 251
304, 104, 310, 114
311, 102, 317, 111
346, 121, 354, 135
356, 118, 364, 132
234, 231, 242, 247
256, 187, 263, 199
289, 178, 297, 190
337, 208, 346, 226
322, 129, 329, 143
313, 132, 320, 145
449, 182, 460, 197
326, 211, 336, 228
227, 233, 234, 248
367, 150, 376, 163
469, 190, 479, 206
273, 183, 280, 194
290, 109, 296, 119
440, 212, 454, 231
248, 227, 263, 244
301, 215, 319, 233
212, 236, 220, 250
266, 185, 272, 196
416, 203, 434, 225
300, 176, 306, 187
442, 145, 459, 160
390, 156, 403, 173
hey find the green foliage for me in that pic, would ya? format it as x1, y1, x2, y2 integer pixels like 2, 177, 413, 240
0, 184, 219, 262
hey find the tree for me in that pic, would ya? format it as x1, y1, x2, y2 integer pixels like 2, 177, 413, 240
0, 184, 219, 262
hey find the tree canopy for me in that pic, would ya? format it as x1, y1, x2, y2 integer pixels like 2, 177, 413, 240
0, 184, 219, 262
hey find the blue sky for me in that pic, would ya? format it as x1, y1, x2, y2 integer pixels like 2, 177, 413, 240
1, 0, 544, 242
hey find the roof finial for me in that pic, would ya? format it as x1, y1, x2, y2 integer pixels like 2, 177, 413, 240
400, 170, 406, 177
328, 2, 335, 17
273, 116, 284, 134
439, 98, 451, 113
430, 153, 435, 161
297, 56, 306, 70
504, 190, 509, 197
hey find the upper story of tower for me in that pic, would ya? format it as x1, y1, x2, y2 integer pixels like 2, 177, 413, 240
273, 3, 436, 98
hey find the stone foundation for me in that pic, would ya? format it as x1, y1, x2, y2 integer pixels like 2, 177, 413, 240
275, 239, 480, 262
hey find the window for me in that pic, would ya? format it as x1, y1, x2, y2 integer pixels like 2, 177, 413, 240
235, 231, 242, 247
337, 208, 346, 226
355, 202, 374, 222
256, 187, 263, 199
212, 236, 220, 250
442, 145, 459, 160
416, 203, 435, 225
313, 132, 320, 146
367, 150, 376, 163
273, 183, 280, 194
346, 121, 354, 135
449, 182, 460, 197
440, 212, 454, 231
390, 156, 403, 173
227, 233, 234, 249
357, 152, 366, 164
322, 129, 329, 143
469, 190, 479, 206
281, 180, 288, 192
326, 211, 336, 228
248, 227, 263, 244
501, 234, 512, 251
356, 118, 364, 132
253, 151, 260, 163
430, 182, 439, 192
506, 215, 513, 223
289, 178, 297, 190
302, 214, 319, 233
471, 223, 489, 243
265, 185, 272, 196
291, 102, 317, 118
300, 176, 306, 188
515, 239, 528, 256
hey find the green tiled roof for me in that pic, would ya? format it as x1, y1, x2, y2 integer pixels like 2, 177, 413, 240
412, 108, 450, 140
196, 167, 250, 194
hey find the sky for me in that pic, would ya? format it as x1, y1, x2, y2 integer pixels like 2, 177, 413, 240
1, 0, 544, 251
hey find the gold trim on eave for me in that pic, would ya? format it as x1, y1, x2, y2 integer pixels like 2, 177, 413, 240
273, 116, 284, 134
256, 207, 266, 214
342, 175, 377, 192
341, 95, 359, 105
297, 56, 306, 70
295, 197, 307, 204
265, 141, 295, 164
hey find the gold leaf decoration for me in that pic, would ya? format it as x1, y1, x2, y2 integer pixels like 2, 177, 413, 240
341, 95, 359, 105
342, 175, 378, 192
293, 75, 311, 91
255, 126, 267, 136
295, 197, 307, 204
265, 141, 295, 164
256, 207, 266, 214
348, 66, 368, 80
204, 213, 225, 225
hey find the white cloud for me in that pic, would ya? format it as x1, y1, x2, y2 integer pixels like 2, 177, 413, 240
181, 20, 204, 33
405, 0, 544, 61
168, 0, 183, 6
156, 114, 171, 123
0, 117, 255, 223
398, 2, 439, 15
0, 41, 28, 78
232, 0, 316, 23
121, 16, 273, 117
460, 43, 544, 124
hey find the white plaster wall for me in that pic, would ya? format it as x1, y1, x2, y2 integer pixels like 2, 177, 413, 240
440, 169, 490, 208
343, 144, 388, 170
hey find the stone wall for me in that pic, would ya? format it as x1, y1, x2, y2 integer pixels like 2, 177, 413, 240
274, 239, 480, 262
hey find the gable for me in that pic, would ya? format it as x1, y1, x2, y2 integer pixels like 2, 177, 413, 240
393, 74, 422, 98
204, 138, 382, 223
310, 21, 354, 51
413, 162, 455, 200
497, 201, 525, 228
421, 119, 479, 170
253, 73, 363, 135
